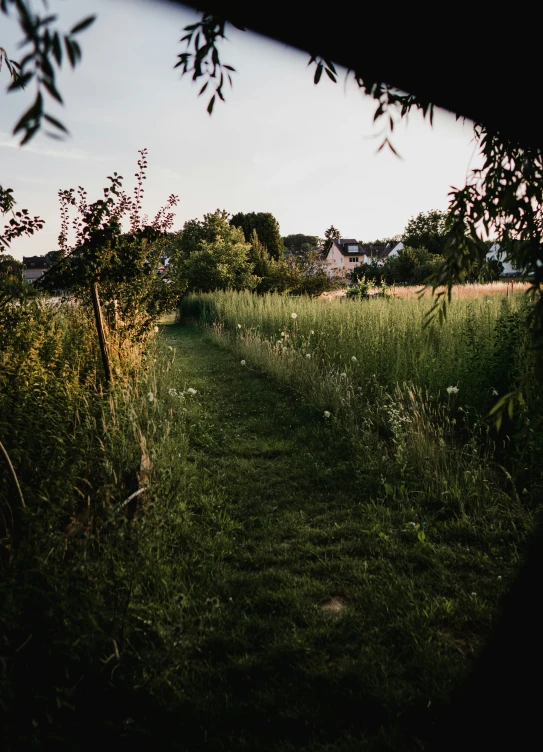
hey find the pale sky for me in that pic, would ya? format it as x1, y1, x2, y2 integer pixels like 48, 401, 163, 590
1, 0, 479, 260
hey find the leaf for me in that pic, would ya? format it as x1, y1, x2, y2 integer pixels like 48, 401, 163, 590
418, 530, 426, 543
44, 113, 68, 134
19, 124, 39, 146
42, 77, 64, 104
198, 81, 209, 96
70, 16, 96, 35
314, 63, 323, 85
207, 94, 215, 114
325, 68, 337, 83
64, 38, 76, 67
52, 33, 62, 66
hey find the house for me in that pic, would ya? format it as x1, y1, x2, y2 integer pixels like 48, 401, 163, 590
485, 243, 520, 277
322, 238, 404, 278
22, 255, 53, 284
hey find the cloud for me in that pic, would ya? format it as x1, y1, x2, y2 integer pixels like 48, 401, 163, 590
0, 132, 99, 161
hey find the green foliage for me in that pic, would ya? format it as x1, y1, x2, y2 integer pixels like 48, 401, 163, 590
323, 224, 341, 254
345, 276, 371, 299
181, 235, 258, 292
1, 1, 95, 143
175, 14, 238, 115
1, 184, 44, 252
256, 249, 334, 296
403, 210, 448, 255
176, 208, 239, 255
282, 233, 321, 253
382, 246, 445, 285
0, 253, 26, 309
41, 149, 183, 340
230, 211, 283, 260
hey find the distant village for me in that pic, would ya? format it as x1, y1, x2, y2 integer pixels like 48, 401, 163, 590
20, 238, 519, 285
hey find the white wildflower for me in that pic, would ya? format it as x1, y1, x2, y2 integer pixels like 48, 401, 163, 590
323, 410, 331, 419
340, 372, 347, 378
237, 323, 242, 329
277, 340, 283, 345
154, 325, 159, 333
408, 522, 417, 527
291, 312, 297, 319
240, 360, 246, 366
168, 388, 178, 397
306, 353, 311, 359
446, 386, 459, 395
147, 392, 154, 403
351, 356, 357, 362
310, 330, 315, 335
186, 387, 197, 395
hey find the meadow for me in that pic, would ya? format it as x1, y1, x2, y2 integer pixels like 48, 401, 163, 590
180, 290, 540, 505
1, 288, 541, 750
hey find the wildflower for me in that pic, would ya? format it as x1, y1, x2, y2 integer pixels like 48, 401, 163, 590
154, 325, 159, 333
291, 312, 297, 319
306, 353, 311, 359
446, 385, 459, 395
168, 388, 178, 397
351, 356, 357, 362
310, 330, 315, 335
147, 392, 154, 403
237, 323, 242, 329
277, 340, 282, 345
408, 522, 417, 527
186, 387, 197, 395
240, 360, 246, 366
340, 372, 346, 378
323, 410, 331, 419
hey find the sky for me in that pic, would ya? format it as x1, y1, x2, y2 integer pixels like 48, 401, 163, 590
1, 0, 480, 260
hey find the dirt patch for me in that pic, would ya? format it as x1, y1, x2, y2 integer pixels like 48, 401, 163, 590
321, 596, 346, 613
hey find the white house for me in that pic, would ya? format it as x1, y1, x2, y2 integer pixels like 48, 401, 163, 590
22, 255, 51, 284
383, 241, 404, 261
322, 238, 404, 278
486, 243, 518, 276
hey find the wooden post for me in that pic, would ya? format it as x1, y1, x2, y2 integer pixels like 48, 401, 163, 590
90, 281, 112, 384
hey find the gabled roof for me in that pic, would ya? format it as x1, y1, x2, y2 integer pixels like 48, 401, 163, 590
333, 239, 362, 256
22, 255, 52, 269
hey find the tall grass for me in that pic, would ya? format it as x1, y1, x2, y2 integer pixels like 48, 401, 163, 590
180, 290, 535, 411
180, 290, 541, 514
0, 299, 204, 747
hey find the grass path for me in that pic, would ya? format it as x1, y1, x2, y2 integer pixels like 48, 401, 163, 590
149, 322, 514, 751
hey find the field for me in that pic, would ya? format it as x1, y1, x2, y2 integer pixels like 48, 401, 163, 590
1, 290, 541, 750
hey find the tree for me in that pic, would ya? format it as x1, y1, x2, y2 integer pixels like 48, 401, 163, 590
381, 246, 444, 285
282, 234, 320, 254
402, 210, 447, 255
181, 236, 257, 292
0, 253, 26, 310
230, 212, 283, 260
40, 149, 184, 381
173, 209, 257, 292
175, 208, 239, 256
1, 184, 44, 253
323, 225, 341, 254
